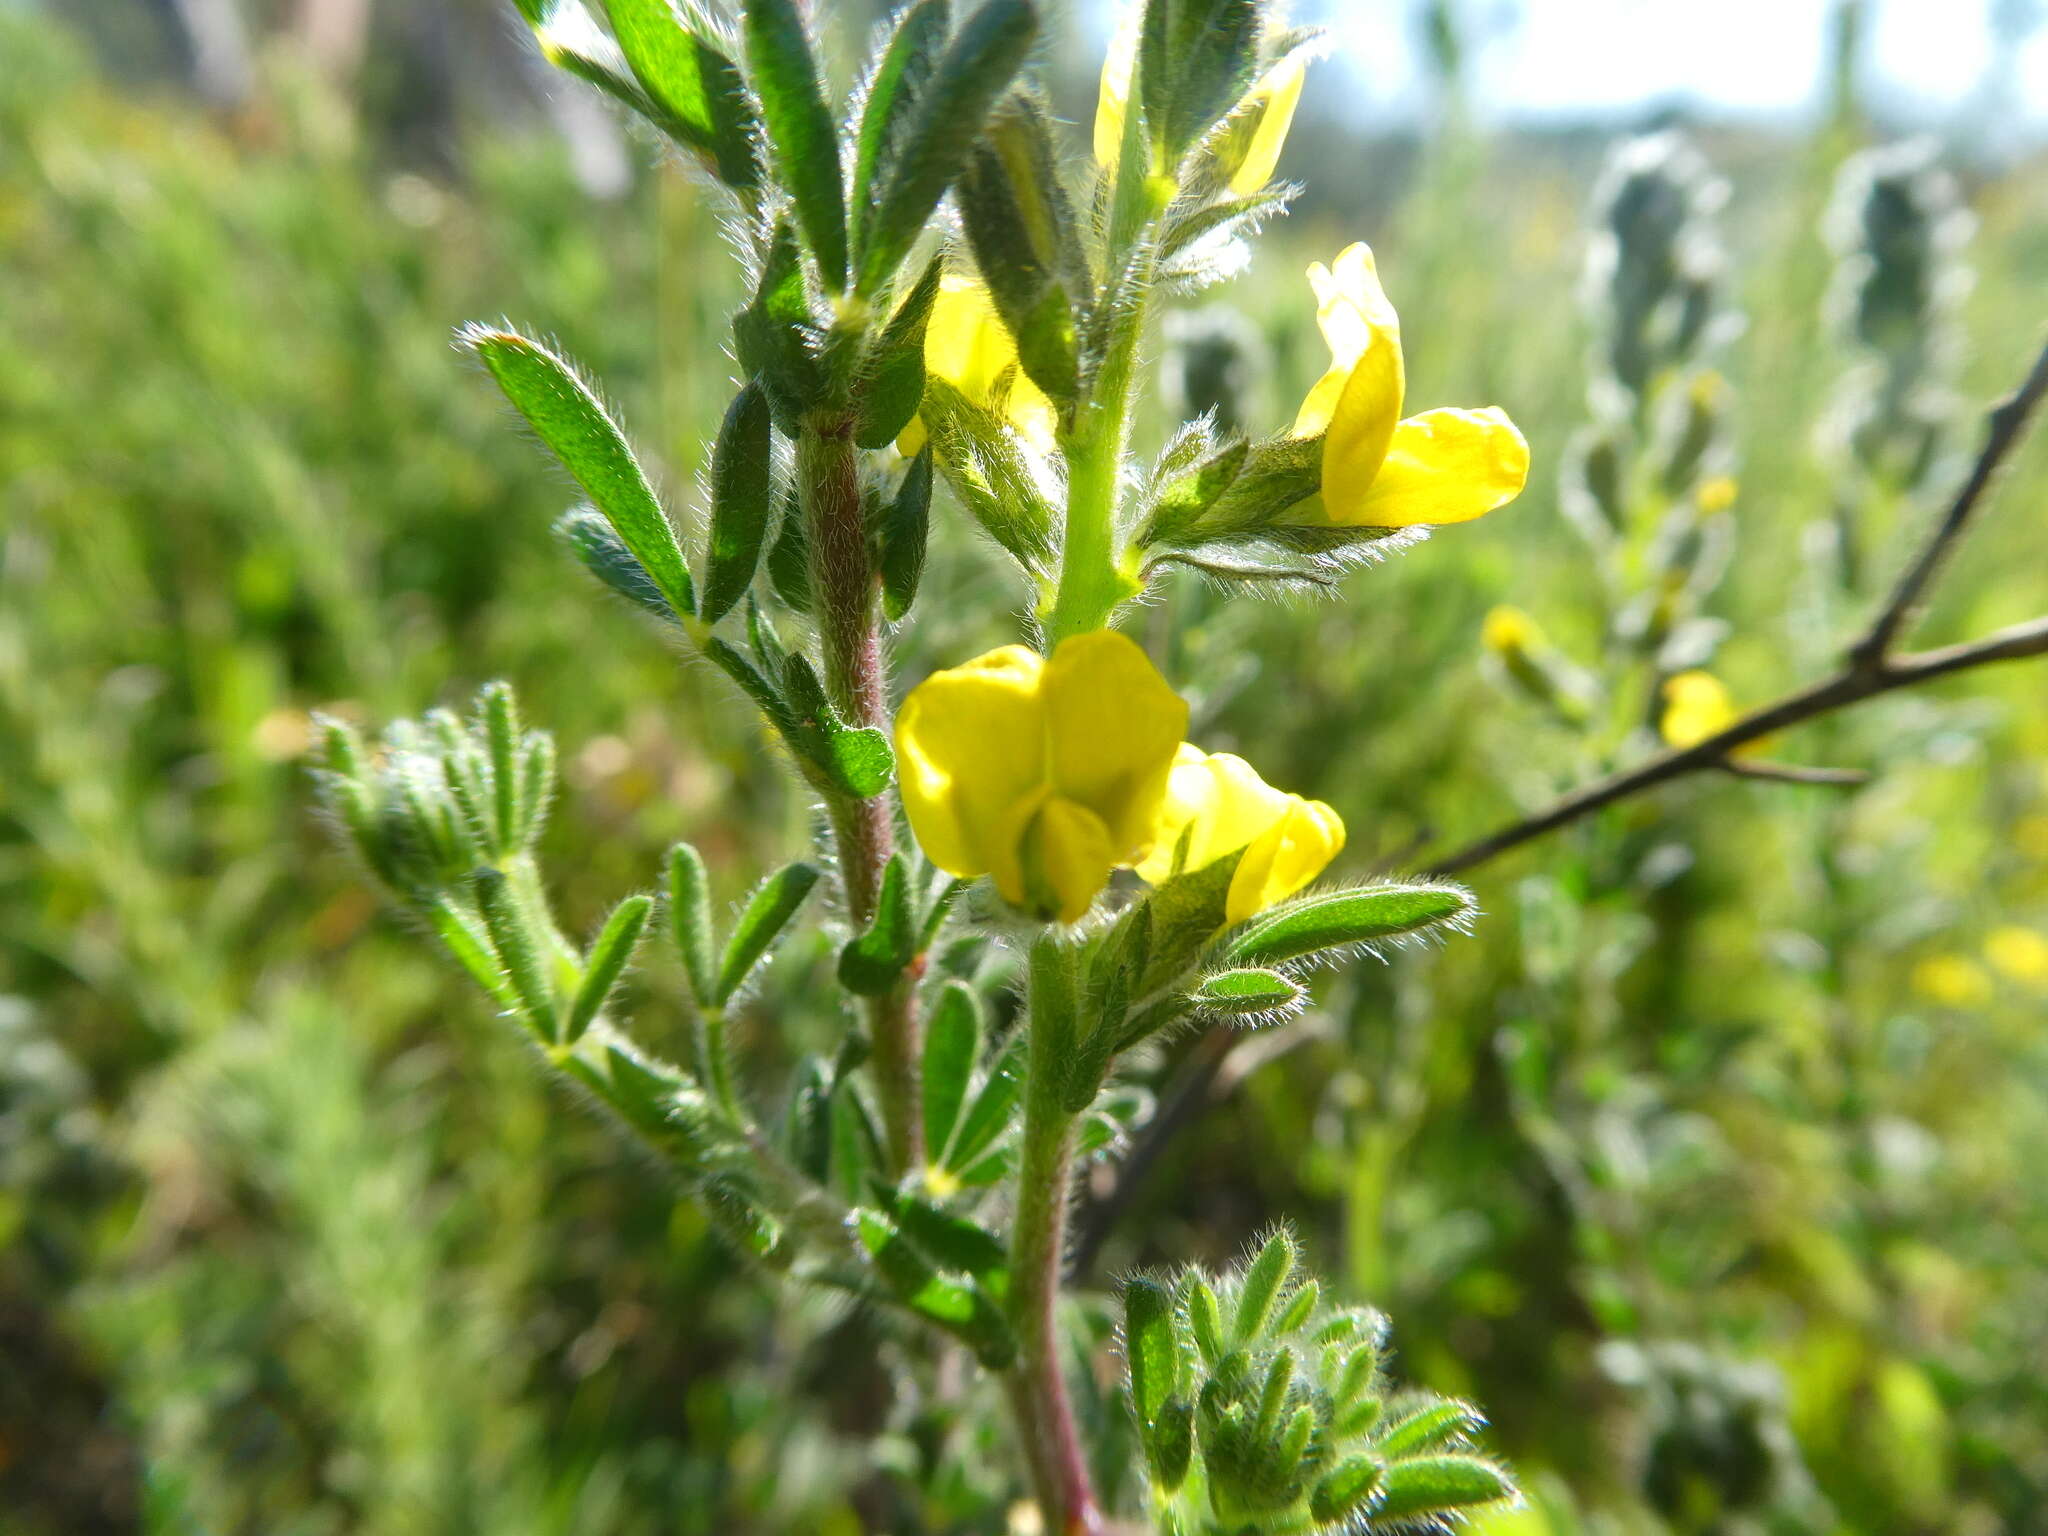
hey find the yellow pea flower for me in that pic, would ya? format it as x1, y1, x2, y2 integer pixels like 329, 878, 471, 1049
1481, 605, 1545, 661
898, 274, 1058, 456
1136, 745, 1344, 924
1659, 670, 1739, 749
1093, 10, 1303, 193
1092, 4, 1139, 172
1289, 243, 1528, 528
895, 631, 1188, 924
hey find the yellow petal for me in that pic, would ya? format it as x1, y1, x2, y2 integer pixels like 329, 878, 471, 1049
1228, 55, 1306, 195
925, 276, 1016, 402
1093, 3, 1140, 169
1481, 605, 1543, 658
1659, 670, 1737, 749
1228, 797, 1344, 924
1985, 925, 2048, 987
1041, 630, 1189, 861
895, 645, 1047, 882
1332, 406, 1528, 527
1136, 749, 1293, 884
1309, 243, 1400, 372
1026, 795, 1119, 924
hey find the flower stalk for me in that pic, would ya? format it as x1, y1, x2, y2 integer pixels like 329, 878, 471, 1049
1004, 1013, 1104, 1536
798, 421, 925, 1171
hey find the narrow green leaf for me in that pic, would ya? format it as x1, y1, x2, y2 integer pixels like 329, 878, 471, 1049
464, 327, 696, 619
557, 507, 682, 624
742, 0, 847, 289
921, 980, 982, 1157
474, 868, 560, 1041
703, 380, 776, 622
857, 0, 1040, 294
838, 854, 918, 995
1226, 883, 1475, 968
1374, 1399, 1483, 1458
734, 221, 822, 427
1233, 1229, 1298, 1342
1309, 1455, 1386, 1525
1152, 1397, 1194, 1492
785, 1054, 833, 1182
781, 653, 896, 797
887, 1191, 1008, 1277
565, 893, 653, 1043
716, 861, 821, 1004
850, 0, 951, 264
1124, 1276, 1178, 1429
942, 1027, 1025, 1173
1192, 967, 1305, 1018
830, 1082, 884, 1203
478, 682, 522, 855
1273, 1277, 1320, 1335
766, 489, 813, 614
603, 0, 761, 187
854, 1209, 1015, 1367
1184, 1275, 1225, 1366
1372, 1454, 1513, 1520
879, 446, 933, 621
1134, 846, 1244, 997
855, 256, 942, 450
426, 896, 517, 1007
667, 842, 719, 1009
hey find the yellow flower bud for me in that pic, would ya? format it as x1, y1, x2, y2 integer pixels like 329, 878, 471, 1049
1696, 474, 1739, 514
1217, 55, 1307, 195
1136, 745, 1344, 924
1659, 670, 1739, 750
895, 631, 1188, 924
898, 275, 1058, 456
1092, 4, 1139, 172
1288, 244, 1529, 528
1481, 605, 1544, 660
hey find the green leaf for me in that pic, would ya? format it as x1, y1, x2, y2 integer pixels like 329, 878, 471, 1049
703, 380, 776, 622
1374, 1399, 1483, 1458
564, 893, 653, 1043
785, 1054, 833, 1182
716, 861, 821, 1004
528, 0, 665, 121
779, 653, 897, 797
734, 221, 822, 428
885, 1190, 1008, 1278
1309, 1455, 1386, 1525
849, 0, 951, 266
1192, 967, 1305, 1019
830, 1083, 884, 1203
1124, 1276, 1179, 1429
464, 327, 696, 620
856, 0, 1041, 295
742, 0, 847, 290
915, 377, 1057, 572
557, 507, 683, 624
879, 446, 934, 621
1183, 1274, 1225, 1366
1372, 1454, 1513, 1520
766, 489, 813, 614
426, 896, 516, 1007
1273, 1277, 1319, 1335
478, 682, 523, 855
1233, 1229, 1298, 1343
854, 1209, 1015, 1367
837, 854, 918, 995
941, 1027, 1025, 1173
921, 980, 982, 1157
855, 256, 942, 450
603, 0, 761, 187
1134, 846, 1244, 998
1227, 883, 1475, 968
666, 842, 719, 1009
473, 868, 560, 1041
1152, 1397, 1194, 1493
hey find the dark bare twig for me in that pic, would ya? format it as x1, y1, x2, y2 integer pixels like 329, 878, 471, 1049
1719, 759, 1870, 787
1850, 338, 2048, 669
1078, 337, 2048, 1266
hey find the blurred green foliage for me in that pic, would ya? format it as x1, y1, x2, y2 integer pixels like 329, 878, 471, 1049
4, 6, 2047, 1532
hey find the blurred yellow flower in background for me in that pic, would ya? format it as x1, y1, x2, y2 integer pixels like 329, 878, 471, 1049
895, 631, 1187, 923
898, 274, 1057, 456
1138, 745, 1344, 922
1984, 925, 2048, 989
1660, 670, 1741, 750
1911, 954, 1993, 1008
1482, 605, 1545, 661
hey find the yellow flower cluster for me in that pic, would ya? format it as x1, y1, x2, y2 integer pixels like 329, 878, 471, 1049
895, 633, 1341, 923
1291, 244, 1529, 528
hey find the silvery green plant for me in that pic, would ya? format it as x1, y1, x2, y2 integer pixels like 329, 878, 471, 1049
314, 1, 1525, 1530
